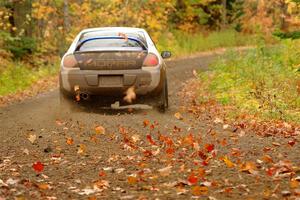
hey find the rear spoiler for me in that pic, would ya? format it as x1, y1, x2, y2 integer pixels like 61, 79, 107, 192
75, 36, 148, 51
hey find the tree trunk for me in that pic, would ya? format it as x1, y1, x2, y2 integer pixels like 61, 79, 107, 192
222, 0, 227, 29
63, 0, 70, 32
12, 0, 32, 36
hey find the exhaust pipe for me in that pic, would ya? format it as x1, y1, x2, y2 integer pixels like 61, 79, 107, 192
80, 92, 90, 100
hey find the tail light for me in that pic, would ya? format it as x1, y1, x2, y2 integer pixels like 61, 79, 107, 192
143, 53, 159, 67
63, 54, 78, 68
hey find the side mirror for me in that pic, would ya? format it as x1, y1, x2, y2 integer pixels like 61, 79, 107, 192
161, 51, 171, 59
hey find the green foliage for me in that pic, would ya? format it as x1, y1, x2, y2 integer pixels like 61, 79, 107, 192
5, 36, 37, 59
0, 62, 58, 96
273, 31, 300, 40
157, 29, 256, 57
199, 40, 300, 123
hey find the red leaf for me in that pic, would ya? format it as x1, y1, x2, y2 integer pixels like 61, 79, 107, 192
288, 140, 296, 147
166, 147, 175, 155
266, 167, 276, 176
188, 174, 198, 185
202, 160, 209, 166
143, 150, 153, 157
198, 151, 207, 160
98, 170, 106, 177
205, 144, 215, 152
146, 134, 156, 145
32, 161, 44, 173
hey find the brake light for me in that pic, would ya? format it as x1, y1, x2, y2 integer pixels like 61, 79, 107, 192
63, 54, 78, 68
143, 53, 159, 67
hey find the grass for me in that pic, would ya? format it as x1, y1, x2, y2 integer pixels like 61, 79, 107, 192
198, 39, 300, 123
157, 29, 257, 57
0, 61, 59, 96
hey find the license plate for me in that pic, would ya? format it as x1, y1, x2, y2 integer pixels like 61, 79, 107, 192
100, 76, 122, 86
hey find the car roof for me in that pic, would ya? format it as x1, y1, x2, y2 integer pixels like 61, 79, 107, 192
81, 27, 146, 34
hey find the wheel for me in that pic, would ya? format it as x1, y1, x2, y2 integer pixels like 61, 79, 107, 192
158, 78, 169, 112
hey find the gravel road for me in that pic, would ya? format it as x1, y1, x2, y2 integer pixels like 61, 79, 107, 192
1, 53, 299, 200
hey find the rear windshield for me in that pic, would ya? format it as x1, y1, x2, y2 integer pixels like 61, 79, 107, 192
77, 30, 147, 51
79, 38, 144, 51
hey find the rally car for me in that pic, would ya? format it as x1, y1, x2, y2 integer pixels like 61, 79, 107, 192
59, 27, 171, 111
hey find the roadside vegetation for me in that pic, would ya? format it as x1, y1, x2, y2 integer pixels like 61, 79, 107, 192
198, 39, 300, 123
157, 29, 256, 56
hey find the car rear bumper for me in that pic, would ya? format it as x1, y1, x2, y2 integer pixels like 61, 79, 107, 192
59, 68, 164, 96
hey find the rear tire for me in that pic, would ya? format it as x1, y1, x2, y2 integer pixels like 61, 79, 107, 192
158, 78, 169, 113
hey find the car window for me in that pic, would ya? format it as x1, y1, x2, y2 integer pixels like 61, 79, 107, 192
79, 38, 144, 51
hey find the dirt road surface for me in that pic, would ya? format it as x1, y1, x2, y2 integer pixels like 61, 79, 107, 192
1, 53, 299, 200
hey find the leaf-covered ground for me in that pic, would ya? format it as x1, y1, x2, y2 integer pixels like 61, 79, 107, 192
0, 53, 299, 200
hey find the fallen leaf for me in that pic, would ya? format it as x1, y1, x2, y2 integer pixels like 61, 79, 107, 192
240, 161, 258, 175
27, 134, 37, 144
290, 179, 299, 189
66, 137, 74, 145
214, 118, 223, 124
288, 140, 296, 147
143, 120, 150, 127
188, 174, 198, 185
223, 156, 235, 168
166, 147, 175, 155
23, 148, 29, 155
95, 125, 105, 134
94, 180, 109, 190
32, 161, 44, 173
174, 112, 183, 120
191, 186, 208, 196
146, 134, 156, 145
127, 176, 137, 184
131, 134, 140, 143
123, 86, 136, 103
158, 166, 172, 177
205, 144, 215, 152
77, 144, 86, 154
262, 155, 273, 163
38, 183, 50, 190
98, 171, 106, 177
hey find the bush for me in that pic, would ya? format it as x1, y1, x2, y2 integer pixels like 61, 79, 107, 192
0, 31, 37, 59
199, 40, 300, 123
5, 36, 37, 59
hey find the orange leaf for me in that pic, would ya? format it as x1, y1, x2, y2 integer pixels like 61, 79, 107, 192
38, 183, 50, 190
77, 144, 86, 154
66, 137, 74, 145
240, 161, 258, 174
32, 161, 44, 173
191, 186, 208, 196
166, 147, 175, 155
183, 134, 194, 146
223, 156, 235, 168
197, 167, 206, 177
95, 125, 105, 134
143, 119, 150, 127
262, 155, 273, 163
127, 176, 137, 184
174, 112, 183, 120
290, 179, 299, 189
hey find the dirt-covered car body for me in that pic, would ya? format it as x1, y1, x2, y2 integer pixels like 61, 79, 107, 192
59, 27, 170, 106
